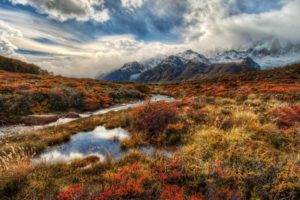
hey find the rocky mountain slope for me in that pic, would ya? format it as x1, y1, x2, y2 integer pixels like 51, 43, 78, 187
99, 50, 260, 83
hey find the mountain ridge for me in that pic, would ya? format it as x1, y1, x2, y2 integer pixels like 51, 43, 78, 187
98, 38, 300, 83
98, 50, 261, 83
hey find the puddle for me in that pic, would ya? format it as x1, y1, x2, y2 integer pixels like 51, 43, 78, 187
36, 126, 175, 163
36, 126, 130, 163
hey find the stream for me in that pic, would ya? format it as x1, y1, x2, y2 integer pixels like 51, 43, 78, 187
0, 95, 174, 137
0, 95, 175, 163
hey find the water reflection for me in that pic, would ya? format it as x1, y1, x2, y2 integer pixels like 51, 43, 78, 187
37, 126, 129, 163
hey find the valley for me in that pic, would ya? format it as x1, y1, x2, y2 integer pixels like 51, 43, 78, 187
0, 56, 299, 199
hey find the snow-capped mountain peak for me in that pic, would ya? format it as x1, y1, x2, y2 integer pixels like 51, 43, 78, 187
209, 50, 248, 63
209, 38, 300, 69
177, 49, 211, 64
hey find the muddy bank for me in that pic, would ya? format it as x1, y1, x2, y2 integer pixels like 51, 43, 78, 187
21, 112, 80, 126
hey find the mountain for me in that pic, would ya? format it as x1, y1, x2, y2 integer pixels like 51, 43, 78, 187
137, 51, 211, 83
98, 56, 166, 82
98, 61, 145, 82
0, 55, 48, 74
98, 50, 261, 83
137, 54, 260, 83
199, 57, 260, 79
210, 38, 300, 69
177, 49, 210, 64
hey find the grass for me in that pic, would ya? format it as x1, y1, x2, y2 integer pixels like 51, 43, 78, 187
0, 110, 131, 159
0, 94, 299, 199
0, 63, 299, 199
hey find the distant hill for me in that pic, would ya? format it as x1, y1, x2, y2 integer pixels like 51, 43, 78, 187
0, 55, 48, 74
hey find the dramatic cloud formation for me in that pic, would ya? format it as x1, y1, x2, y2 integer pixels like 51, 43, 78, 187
0, 20, 22, 56
8, 0, 110, 22
184, 0, 300, 51
0, 0, 299, 77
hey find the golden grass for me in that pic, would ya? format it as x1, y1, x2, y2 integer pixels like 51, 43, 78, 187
0, 95, 299, 199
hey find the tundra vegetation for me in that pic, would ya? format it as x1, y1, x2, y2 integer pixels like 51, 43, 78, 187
0, 71, 148, 125
0, 63, 299, 200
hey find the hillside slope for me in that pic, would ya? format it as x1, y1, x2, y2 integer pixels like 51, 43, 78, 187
0, 55, 47, 74
0, 71, 149, 125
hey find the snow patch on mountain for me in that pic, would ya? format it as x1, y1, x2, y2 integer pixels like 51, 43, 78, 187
129, 73, 141, 81
141, 55, 166, 69
209, 38, 300, 69
177, 50, 210, 64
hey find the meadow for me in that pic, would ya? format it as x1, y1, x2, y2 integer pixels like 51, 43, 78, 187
0, 63, 299, 200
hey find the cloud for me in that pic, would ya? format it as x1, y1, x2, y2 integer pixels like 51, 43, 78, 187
0, 20, 23, 57
184, 0, 300, 51
0, 8, 184, 77
8, 0, 110, 22
121, 0, 144, 10
37, 35, 184, 78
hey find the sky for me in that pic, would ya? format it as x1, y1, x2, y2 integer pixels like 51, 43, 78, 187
0, 0, 300, 78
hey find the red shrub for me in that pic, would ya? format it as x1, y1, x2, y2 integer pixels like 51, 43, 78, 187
261, 86, 300, 93
190, 194, 205, 200
270, 104, 300, 127
56, 184, 84, 200
95, 162, 150, 200
83, 94, 112, 111
131, 101, 179, 136
153, 157, 186, 184
160, 185, 186, 200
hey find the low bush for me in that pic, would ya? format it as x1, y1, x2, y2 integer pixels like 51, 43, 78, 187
270, 104, 300, 128
131, 101, 179, 137
94, 162, 155, 200
56, 184, 84, 200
